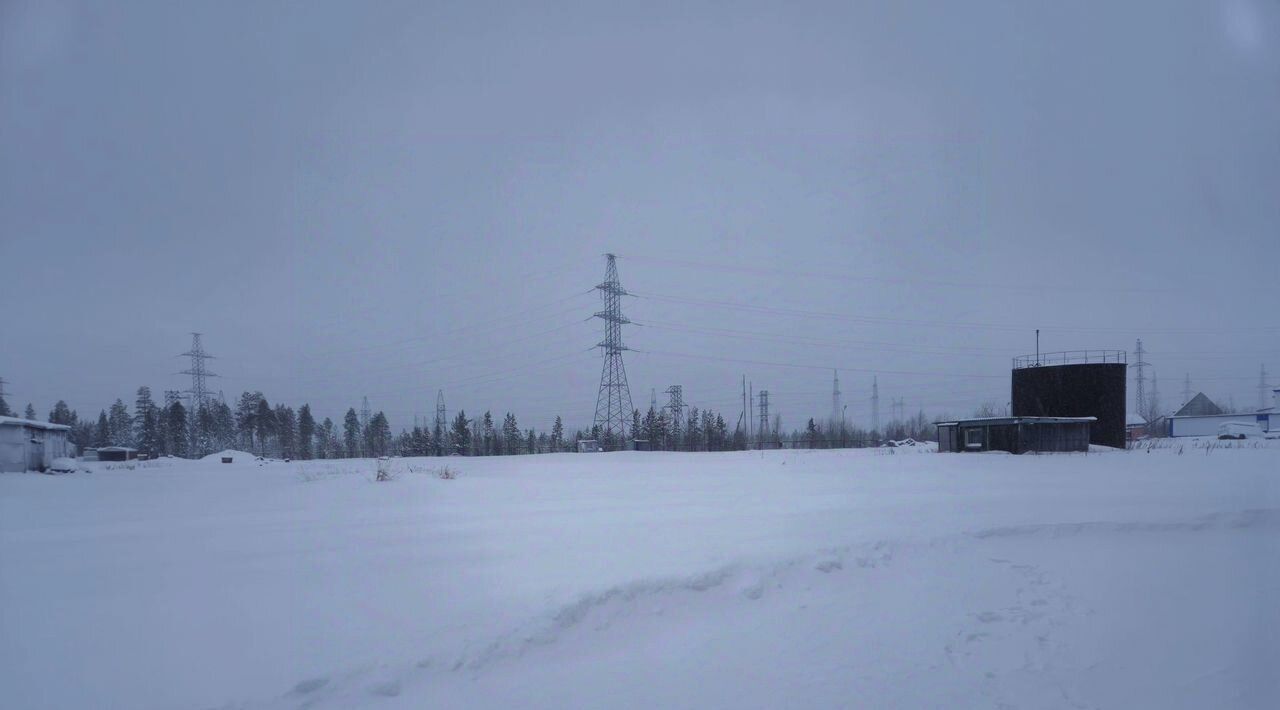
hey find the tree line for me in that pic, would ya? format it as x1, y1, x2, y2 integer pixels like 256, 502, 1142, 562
6, 386, 940, 460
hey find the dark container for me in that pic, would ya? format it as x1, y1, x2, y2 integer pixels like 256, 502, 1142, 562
1011, 355, 1127, 449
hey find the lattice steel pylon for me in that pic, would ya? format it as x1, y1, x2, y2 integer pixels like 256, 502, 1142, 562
179, 333, 218, 413
871, 376, 880, 435
757, 390, 770, 447
593, 253, 635, 449
664, 385, 687, 445
1132, 339, 1151, 418
434, 389, 447, 455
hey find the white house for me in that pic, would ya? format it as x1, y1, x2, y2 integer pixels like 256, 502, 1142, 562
0, 417, 74, 472
1165, 389, 1280, 437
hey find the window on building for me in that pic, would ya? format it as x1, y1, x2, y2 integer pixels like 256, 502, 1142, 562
964, 428, 983, 448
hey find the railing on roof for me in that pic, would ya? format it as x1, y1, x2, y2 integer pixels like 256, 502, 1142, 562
1012, 350, 1127, 369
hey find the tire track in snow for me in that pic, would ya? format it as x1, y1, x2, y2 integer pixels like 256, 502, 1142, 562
247, 508, 1275, 709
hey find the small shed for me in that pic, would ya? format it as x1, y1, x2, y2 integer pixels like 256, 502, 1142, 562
936, 416, 1094, 454
97, 446, 139, 462
577, 439, 601, 453
0, 417, 74, 472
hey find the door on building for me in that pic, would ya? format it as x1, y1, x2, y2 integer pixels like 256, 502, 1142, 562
27, 430, 45, 471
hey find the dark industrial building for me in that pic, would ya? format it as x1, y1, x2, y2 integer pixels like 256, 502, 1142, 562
936, 416, 1094, 454
1010, 351, 1127, 449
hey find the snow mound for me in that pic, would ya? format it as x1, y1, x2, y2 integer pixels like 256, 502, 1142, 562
201, 450, 255, 463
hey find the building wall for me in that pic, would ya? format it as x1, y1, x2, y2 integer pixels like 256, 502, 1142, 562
0, 426, 27, 472
0, 425, 71, 472
1169, 413, 1275, 437
1012, 363, 1127, 449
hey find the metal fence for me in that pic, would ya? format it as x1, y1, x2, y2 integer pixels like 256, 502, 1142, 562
1012, 350, 1126, 369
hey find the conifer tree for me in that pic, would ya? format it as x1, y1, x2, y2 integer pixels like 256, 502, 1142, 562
481, 411, 496, 456
108, 399, 131, 446
274, 404, 296, 459
95, 411, 110, 447
166, 401, 189, 457
297, 404, 315, 460
343, 408, 361, 458
502, 413, 521, 454
25, 403, 37, 420
550, 416, 564, 452
0, 393, 11, 416
49, 400, 74, 425
450, 410, 471, 455
253, 398, 275, 455
368, 412, 391, 456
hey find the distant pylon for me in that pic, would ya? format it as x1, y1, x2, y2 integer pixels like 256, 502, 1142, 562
592, 253, 635, 449
664, 385, 687, 445
1132, 339, 1151, 418
179, 333, 218, 413
831, 370, 841, 424
434, 389, 447, 455
1260, 365, 1270, 411
757, 390, 770, 447
871, 376, 880, 435
361, 396, 371, 430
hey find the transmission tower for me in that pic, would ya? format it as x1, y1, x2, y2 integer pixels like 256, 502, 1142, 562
1132, 339, 1151, 418
592, 253, 635, 449
650, 388, 657, 413
871, 376, 880, 435
664, 385, 687, 446
434, 389, 447, 453
1260, 365, 1270, 411
831, 370, 841, 424
757, 390, 770, 447
179, 333, 218, 413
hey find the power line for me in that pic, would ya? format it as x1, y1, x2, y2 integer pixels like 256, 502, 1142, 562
632, 290, 1279, 335
618, 253, 1182, 295
641, 347, 1005, 379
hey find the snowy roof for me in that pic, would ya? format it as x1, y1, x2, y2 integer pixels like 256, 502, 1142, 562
0, 416, 71, 431
98, 446, 138, 452
1173, 393, 1222, 417
1126, 413, 1147, 426
935, 416, 1096, 426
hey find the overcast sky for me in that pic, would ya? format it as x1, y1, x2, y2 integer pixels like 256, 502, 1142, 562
3, 0, 1278, 430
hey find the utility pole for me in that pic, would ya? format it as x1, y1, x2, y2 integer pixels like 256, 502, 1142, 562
871, 376, 880, 437
741, 375, 747, 439
1132, 339, 1151, 419
757, 390, 770, 448
664, 385, 687, 448
650, 388, 657, 413
592, 253, 635, 449
831, 370, 841, 425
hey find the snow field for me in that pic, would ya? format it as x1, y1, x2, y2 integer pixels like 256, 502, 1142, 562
1, 446, 1277, 709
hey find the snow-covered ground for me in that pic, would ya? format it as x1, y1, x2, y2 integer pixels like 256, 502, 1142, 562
2, 445, 1277, 709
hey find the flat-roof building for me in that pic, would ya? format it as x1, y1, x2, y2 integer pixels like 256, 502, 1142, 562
936, 416, 1094, 454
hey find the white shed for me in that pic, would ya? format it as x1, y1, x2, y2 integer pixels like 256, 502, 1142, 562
0, 417, 74, 472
